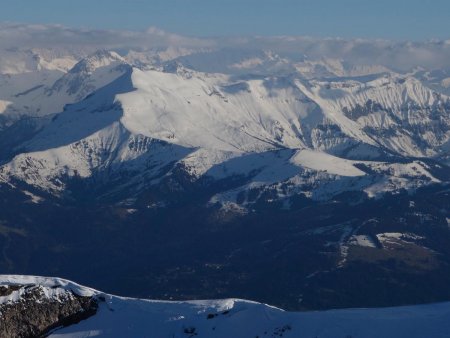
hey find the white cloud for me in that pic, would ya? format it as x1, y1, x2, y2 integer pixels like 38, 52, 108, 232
0, 23, 214, 50
2, 23, 450, 71
226, 35, 450, 71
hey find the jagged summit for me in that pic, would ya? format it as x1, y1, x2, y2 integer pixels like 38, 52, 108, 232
48, 50, 130, 102
162, 60, 193, 77
68, 50, 126, 75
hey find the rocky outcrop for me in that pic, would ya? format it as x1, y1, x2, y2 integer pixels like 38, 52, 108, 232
0, 283, 98, 338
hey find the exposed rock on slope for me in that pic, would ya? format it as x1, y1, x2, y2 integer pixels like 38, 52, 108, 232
0, 279, 98, 338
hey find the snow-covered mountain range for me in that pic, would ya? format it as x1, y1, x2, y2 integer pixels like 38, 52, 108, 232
1, 43, 450, 312
1, 275, 450, 338
1, 47, 449, 207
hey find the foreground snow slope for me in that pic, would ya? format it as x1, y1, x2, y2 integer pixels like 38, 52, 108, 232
1, 275, 450, 338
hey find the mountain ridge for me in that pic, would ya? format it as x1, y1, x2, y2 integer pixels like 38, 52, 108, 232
2, 275, 450, 338
1, 61, 448, 205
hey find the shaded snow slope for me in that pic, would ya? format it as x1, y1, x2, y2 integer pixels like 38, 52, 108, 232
291, 149, 365, 177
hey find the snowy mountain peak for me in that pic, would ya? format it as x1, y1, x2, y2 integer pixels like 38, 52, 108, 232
44, 51, 130, 107
162, 60, 193, 78
68, 50, 126, 75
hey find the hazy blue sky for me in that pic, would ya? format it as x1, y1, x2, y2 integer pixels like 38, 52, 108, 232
1, 0, 449, 40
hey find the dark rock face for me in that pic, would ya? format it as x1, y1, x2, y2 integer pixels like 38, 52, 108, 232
0, 284, 98, 338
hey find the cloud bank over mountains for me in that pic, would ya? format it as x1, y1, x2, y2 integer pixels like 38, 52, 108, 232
0, 23, 213, 49
2, 23, 450, 71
